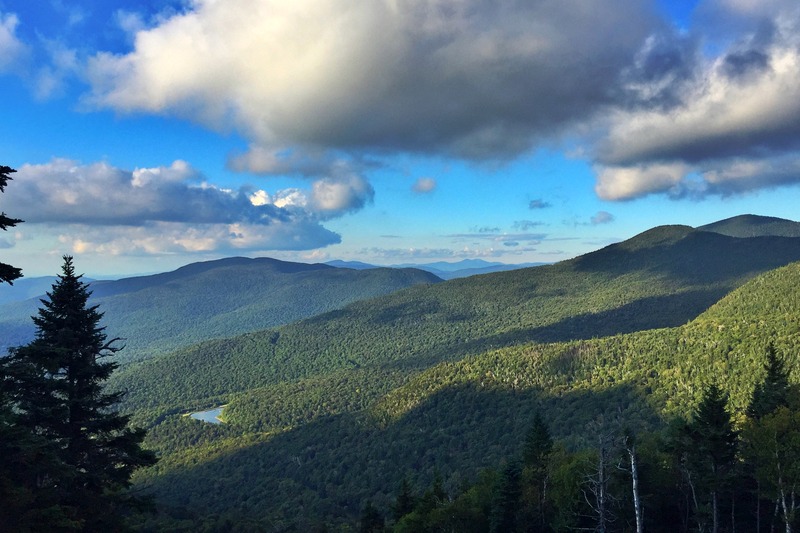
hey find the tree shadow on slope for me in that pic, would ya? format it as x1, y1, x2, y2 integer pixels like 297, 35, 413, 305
139, 381, 661, 529
388, 287, 728, 372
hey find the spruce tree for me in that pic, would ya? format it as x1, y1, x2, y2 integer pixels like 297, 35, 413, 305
521, 411, 554, 530
0, 165, 23, 284
747, 343, 790, 420
3, 256, 156, 531
490, 460, 522, 533
680, 383, 738, 533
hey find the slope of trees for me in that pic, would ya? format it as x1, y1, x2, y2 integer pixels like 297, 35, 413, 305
109, 226, 800, 420
121, 260, 800, 529
0, 257, 155, 531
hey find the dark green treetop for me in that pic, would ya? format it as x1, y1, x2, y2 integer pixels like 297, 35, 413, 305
523, 410, 554, 469
747, 343, 791, 420
489, 460, 522, 533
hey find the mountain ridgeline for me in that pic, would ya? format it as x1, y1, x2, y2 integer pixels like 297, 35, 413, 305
0, 257, 441, 360
111, 219, 800, 414
86, 215, 800, 528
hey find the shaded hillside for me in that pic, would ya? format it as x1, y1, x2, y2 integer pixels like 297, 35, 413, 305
132, 260, 800, 529
0, 257, 440, 359
111, 225, 800, 413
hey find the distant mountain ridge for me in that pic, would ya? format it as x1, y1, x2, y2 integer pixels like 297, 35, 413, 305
0, 257, 440, 359
699, 214, 800, 237
0, 276, 59, 306
326, 258, 547, 279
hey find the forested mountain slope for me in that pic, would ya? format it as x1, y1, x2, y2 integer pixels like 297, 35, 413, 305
0, 257, 440, 360
131, 257, 800, 530
111, 223, 800, 414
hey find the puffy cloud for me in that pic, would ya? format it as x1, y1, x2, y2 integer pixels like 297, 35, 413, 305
412, 177, 437, 194
310, 172, 374, 218
85, 0, 659, 161
595, 163, 689, 200
57, 220, 339, 255
593, 1, 800, 200
9, 158, 372, 226
0, 12, 27, 72
5, 158, 379, 255
10, 159, 274, 225
600, 46, 800, 167
52, 0, 800, 203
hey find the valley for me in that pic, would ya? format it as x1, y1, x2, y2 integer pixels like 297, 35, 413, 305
5, 215, 800, 531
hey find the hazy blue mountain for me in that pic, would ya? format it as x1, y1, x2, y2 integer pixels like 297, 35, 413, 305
324, 259, 378, 270
0, 276, 59, 306
325, 258, 547, 279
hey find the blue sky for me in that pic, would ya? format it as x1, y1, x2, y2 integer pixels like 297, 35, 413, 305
1, 0, 800, 277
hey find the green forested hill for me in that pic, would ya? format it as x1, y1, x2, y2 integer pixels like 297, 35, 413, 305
114, 222, 800, 529
112, 226, 800, 414
0, 257, 440, 359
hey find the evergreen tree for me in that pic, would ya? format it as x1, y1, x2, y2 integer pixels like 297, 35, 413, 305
0, 165, 23, 284
747, 343, 790, 420
2, 256, 156, 531
490, 460, 522, 533
523, 410, 554, 469
745, 343, 792, 531
680, 383, 738, 533
0, 164, 44, 530
521, 411, 554, 531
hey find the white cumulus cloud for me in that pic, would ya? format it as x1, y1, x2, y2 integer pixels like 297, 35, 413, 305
84, 0, 658, 163
4, 158, 382, 256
